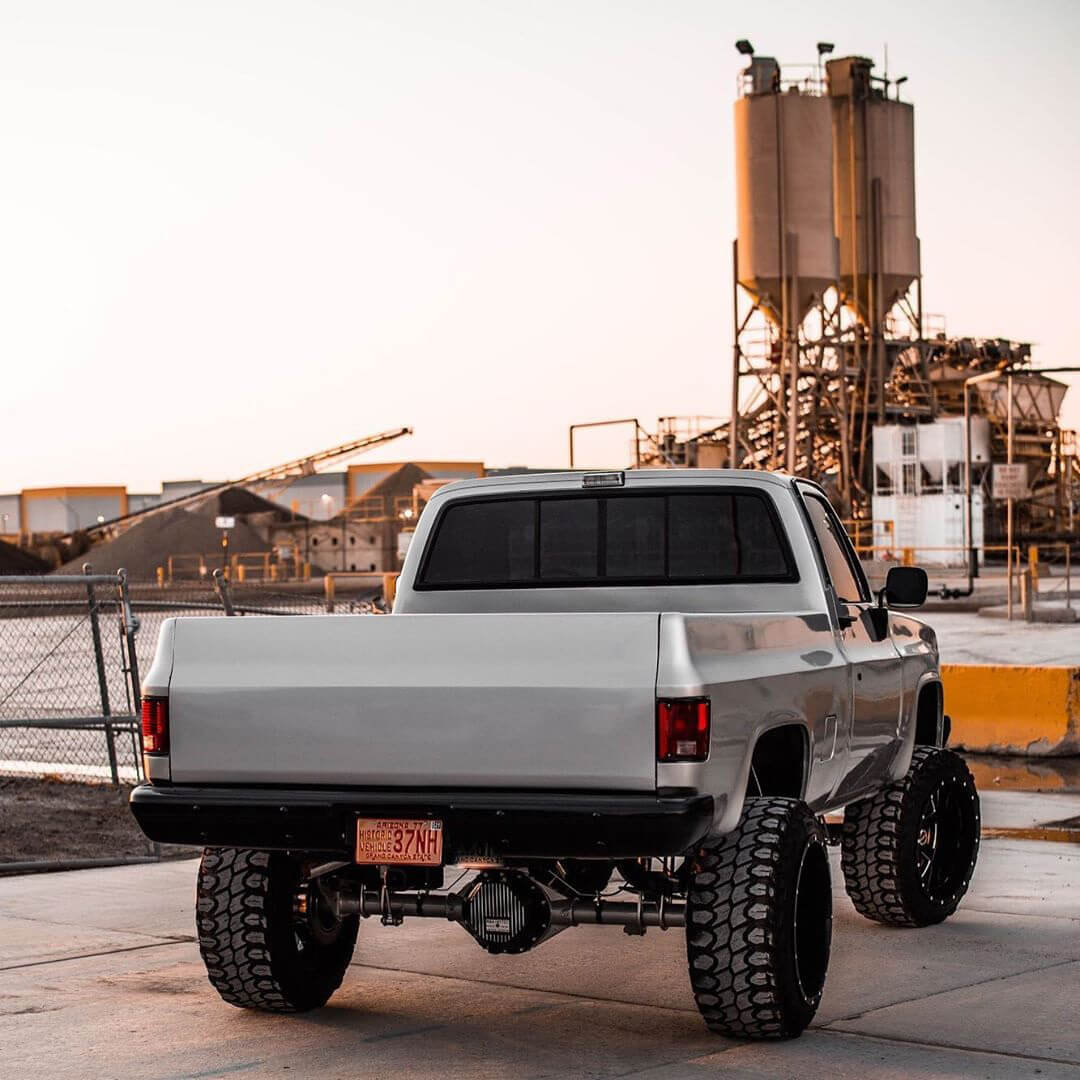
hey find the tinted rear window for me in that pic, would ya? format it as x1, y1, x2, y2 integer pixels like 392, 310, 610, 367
419, 489, 794, 589
605, 496, 665, 578
540, 498, 598, 580
422, 499, 535, 585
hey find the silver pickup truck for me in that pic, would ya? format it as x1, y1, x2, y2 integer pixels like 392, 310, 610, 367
131, 469, 980, 1039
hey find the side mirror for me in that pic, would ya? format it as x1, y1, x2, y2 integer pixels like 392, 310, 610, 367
884, 566, 928, 609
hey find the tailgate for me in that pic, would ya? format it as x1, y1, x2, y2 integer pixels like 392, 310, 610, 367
165, 612, 661, 790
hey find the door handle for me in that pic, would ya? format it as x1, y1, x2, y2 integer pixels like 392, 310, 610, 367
837, 604, 857, 630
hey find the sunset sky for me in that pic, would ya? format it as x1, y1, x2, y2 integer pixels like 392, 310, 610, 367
2, 0, 1077, 491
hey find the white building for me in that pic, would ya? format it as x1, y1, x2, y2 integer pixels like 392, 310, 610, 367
871, 418, 990, 567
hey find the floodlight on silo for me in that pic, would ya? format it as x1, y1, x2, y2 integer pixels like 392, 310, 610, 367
735, 39, 754, 56
816, 42, 834, 56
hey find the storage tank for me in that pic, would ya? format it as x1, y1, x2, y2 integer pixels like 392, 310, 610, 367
827, 56, 919, 324
734, 59, 837, 327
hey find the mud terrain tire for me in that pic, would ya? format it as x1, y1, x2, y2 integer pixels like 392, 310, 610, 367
842, 746, 980, 927
685, 797, 832, 1039
196, 848, 358, 1012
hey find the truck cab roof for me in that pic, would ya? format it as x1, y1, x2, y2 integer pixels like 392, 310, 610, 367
429, 468, 799, 499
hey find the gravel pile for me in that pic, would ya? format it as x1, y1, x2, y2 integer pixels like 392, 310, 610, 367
0, 540, 49, 574
57, 489, 275, 581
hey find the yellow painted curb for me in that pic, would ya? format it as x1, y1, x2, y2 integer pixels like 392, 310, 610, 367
942, 664, 1080, 756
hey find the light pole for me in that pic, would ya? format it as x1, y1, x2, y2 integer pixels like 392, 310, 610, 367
962, 370, 1006, 596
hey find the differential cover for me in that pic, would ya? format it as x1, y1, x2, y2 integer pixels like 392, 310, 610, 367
463, 870, 552, 954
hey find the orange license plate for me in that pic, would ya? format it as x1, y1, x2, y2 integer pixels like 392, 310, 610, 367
355, 818, 443, 866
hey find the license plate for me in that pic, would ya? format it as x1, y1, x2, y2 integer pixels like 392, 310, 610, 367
355, 818, 443, 866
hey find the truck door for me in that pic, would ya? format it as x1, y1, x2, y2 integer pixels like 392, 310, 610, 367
797, 486, 903, 804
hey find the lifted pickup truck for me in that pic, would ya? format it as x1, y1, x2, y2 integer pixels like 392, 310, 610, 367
131, 469, 980, 1039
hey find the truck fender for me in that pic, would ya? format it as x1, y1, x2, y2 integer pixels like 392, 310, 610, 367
888, 671, 943, 782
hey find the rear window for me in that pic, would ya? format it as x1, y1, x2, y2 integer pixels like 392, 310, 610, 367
419, 490, 795, 589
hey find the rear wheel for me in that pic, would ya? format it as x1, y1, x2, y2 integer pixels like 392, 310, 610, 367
196, 848, 358, 1012
685, 797, 832, 1039
841, 746, 980, 927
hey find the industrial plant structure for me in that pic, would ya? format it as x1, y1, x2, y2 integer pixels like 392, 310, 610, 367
622, 46, 1078, 560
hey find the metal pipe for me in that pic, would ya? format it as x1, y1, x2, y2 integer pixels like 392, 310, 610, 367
730, 240, 741, 468
787, 234, 800, 475
548, 897, 685, 929
212, 568, 235, 616
336, 890, 466, 921
1007, 374, 1014, 621
568, 418, 641, 470
84, 564, 119, 786
948, 369, 1006, 600
0, 717, 139, 730
1066, 545, 1072, 611
0, 574, 122, 585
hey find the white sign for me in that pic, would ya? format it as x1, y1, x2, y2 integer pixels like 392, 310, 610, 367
214, 515, 236, 529
992, 464, 1029, 500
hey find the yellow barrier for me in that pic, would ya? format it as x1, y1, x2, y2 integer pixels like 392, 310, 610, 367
942, 664, 1080, 756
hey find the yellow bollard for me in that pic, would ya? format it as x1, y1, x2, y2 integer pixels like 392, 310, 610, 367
902, 547, 915, 567
382, 572, 399, 609
156, 566, 164, 588
1029, 545, 1039, 591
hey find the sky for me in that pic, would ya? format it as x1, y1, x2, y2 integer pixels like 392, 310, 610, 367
2, 0, 1078, 491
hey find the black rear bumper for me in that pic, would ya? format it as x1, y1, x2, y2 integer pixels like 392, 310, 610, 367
129, 784, 714, 860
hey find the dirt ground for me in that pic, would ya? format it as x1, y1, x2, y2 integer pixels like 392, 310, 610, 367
0, 777, 193, 868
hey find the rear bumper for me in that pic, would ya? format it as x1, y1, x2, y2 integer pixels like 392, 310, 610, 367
129, 784, 714, 859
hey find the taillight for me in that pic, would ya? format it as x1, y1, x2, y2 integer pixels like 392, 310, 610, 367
141, 696, 169, 755
657, 697, 710, 762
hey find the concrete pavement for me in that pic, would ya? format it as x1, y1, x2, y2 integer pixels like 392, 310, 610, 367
930, 610, 1080, 666
1, 813, 1078, 1079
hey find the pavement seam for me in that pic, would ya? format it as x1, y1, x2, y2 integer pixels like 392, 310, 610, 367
0, 936, 194, 973
0, 910, 200, 938
825, 1026, 1080, 1069
823, 955, 1080, 1024
600, 1044, 744, 1078
960, 903, 1080, 924
349, 960, 702, 1015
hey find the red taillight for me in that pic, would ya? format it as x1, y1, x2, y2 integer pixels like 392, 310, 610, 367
657, 697, 710, 762
141, 696, 169, 755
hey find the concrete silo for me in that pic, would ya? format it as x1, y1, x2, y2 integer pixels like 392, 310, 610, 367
734, 58, 837, 328
827, 56, 920, 327
730, 54, 852, 491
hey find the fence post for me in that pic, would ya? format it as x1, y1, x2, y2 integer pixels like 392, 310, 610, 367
1020, 568, 1034, 622
117, 568, 144, 780
84, 564, 120, 785
1066, 544, 1072, 611
212, 568, 236, 615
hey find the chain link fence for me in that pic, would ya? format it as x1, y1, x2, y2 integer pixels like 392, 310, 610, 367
0, 566, 380, 870
0, 570, 142, 785
1, 568, 382, 787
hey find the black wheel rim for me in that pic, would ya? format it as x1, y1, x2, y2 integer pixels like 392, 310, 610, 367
792, 840, 831, 1004
915, 776, 976, 904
